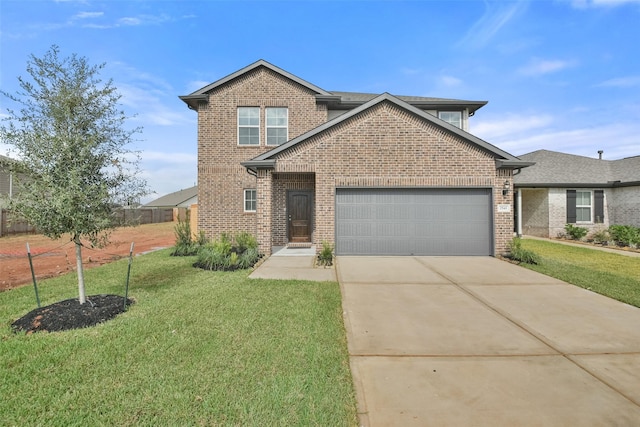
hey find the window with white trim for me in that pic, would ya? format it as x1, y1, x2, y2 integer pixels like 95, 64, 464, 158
238, 107, 260, 145
244, 189, 256, 212
266, 107, 288, 145
438, 111, 462, 129
575, 190, 591, 222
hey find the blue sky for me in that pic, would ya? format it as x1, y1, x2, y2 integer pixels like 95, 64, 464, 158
1, 0, 639, 202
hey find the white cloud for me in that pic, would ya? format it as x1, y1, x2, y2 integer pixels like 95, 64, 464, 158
186, 80, 212, 93
73, 11, 103, 19
518, 58, 576, 76
440, 75, 463, 87
473, 113, 554, 141
491, 122, 640, 159
458, 1, 530, 49
596, 76, 640, 88
570, 0, 640, 8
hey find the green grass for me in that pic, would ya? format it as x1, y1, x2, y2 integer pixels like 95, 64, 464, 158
0, 250, 357, 426
520, 239, 640, 308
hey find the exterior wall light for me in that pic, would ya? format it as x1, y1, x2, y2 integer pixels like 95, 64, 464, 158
502, 181, 510, 196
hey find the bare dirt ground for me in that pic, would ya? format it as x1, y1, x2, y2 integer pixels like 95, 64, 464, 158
0, 222, 176, 291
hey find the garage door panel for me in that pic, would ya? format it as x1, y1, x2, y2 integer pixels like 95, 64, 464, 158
336, 188, 492, 256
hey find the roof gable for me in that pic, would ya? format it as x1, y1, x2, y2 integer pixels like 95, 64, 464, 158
180, 60, 332, 109
243, 93, 527, 168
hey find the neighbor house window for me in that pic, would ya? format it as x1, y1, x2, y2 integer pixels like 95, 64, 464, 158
567, 189, 604, 223
238, 107, 260, 145
438, 111, 462, 129
575, 191, 592, 222
266, 107, 288, 145
244, 189, 257, 212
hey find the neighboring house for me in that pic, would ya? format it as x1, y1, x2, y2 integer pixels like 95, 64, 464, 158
0, 155, 17, 209
143, 186, 198, 209
514, 149, 640, 238
180, 59, 531, 256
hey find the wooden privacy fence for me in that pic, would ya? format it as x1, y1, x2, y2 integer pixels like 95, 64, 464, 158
1, 208, 175, 237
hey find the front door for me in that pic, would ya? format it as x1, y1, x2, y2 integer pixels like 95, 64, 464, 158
287, 191, 313, 243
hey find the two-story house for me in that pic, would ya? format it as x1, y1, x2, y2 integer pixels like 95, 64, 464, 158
180, 60, 531, 256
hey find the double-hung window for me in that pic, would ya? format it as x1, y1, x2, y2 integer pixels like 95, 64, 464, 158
238, 107, 260, 145
438, 111, 462, 129
575, 191, 592, 222
244, 189, 257, 212
266, 107, 288, 145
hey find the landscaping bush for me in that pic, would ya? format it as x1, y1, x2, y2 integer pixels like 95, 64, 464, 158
171, 213, 209, 256
608, 225, 640, 247
564, 223, 588, 241
317, 241, 334, 266
590, 228, 610, 245
194, 231, 261, 271
508, 237, 540, 265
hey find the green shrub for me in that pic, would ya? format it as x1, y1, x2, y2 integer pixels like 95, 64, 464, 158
171, 215, 199, 256
317, 241, 334, 266
564, 224, 588, 241
194, 232, 262, 271
235, 231, 258, 252
171, 214, 210, 257
590, 229, 610, 245
608, 225, 640, 247
508, 237, 540, 265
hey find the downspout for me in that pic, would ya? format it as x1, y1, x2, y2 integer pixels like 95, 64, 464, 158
516, 188, 522, 237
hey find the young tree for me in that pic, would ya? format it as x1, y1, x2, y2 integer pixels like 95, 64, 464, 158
0, 45, 147, 304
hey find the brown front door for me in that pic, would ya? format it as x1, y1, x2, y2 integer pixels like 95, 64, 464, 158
287, 191, 313, 243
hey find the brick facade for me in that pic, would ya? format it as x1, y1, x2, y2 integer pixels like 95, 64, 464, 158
189, 61, 523, 256
196, 67, 327, 240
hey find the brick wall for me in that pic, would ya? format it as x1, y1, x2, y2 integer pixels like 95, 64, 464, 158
547, 187, 611, 238
271, 101, 514, 255
196, 66, 327, 240
610, 186, 640, 227
521, 188, 549, 237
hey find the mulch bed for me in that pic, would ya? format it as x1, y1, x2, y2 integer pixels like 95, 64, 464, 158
11, 294, 133, 334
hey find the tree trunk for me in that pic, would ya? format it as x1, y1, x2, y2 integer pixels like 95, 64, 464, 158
74, 235, 86, 304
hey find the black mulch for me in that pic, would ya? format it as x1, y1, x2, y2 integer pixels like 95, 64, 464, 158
11, 294, 133, 334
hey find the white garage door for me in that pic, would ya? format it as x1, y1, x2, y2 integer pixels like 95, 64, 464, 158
335, 188, 493, 256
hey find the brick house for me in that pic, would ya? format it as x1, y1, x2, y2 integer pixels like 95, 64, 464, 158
180, 60, 531, 256
514, 149, 640, 238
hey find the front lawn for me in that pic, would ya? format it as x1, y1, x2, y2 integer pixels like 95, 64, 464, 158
520, 238, 640, 308
0, 250, 357, 426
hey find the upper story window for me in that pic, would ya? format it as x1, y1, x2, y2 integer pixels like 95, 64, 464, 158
266, 107, 288, 146
438, 111, 462, 129
238, 107, 260, 145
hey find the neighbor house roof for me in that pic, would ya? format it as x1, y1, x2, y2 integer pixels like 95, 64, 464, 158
242, 93, 531, 171
144, 186, 198, 208
514, 150, 640, 187
179, 60, 488, 114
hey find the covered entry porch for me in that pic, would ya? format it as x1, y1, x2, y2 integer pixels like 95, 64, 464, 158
256, 171, 316, 255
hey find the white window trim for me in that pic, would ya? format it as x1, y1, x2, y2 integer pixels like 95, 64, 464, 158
575, 190, 592, 223
244, 189, 257, 212
238, 107, 260, 146
266, 107, 288, 146
438, 111, 462, 129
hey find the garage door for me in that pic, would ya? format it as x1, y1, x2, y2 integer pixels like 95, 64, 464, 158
335, 188, 493, 256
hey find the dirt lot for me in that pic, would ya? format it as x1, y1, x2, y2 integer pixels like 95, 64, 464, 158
0, 222, 176, 291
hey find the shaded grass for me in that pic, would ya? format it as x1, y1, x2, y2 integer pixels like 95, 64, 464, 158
1, 250, 357, 426
520, 239, 640, 308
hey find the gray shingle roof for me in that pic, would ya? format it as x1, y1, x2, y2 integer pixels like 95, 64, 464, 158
144, 186, 198, 207
514, 150, 640, 187
329, 91, 487, 114
243, 93, 527, 169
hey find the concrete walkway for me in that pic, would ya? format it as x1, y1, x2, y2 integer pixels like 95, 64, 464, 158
249, 255, 336, 281
337, 256, 640, 426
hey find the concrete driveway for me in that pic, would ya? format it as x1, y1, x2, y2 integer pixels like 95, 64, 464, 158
337, 256, 640, 426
